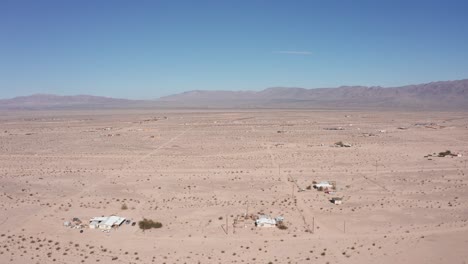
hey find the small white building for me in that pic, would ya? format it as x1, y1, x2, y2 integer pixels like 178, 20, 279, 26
89, 217, 107, 229
314, 181, 334, 189
89, 216, 126, 230
331, 197, 343, 205
100, 216, 126, 230
255, 215, 277, 227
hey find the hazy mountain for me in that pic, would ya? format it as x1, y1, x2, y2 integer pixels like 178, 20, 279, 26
1, 79, 467, 110
0, 94, 137, 109
158, 79, 468, 110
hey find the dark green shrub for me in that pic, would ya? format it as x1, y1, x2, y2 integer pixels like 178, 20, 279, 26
277, 223, 288, 230
138, 219, 162, 230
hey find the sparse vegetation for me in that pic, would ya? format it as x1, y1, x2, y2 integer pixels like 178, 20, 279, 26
277, 222, 288, 230
438, 150, 454, 157
138, 218, 163, 230
335, 141, 345, 147
335, 141, 351, 147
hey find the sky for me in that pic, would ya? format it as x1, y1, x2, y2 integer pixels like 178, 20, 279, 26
1, 0, 468, 99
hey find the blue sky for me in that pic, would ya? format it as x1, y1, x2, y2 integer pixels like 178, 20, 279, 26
1, 0, 468, 99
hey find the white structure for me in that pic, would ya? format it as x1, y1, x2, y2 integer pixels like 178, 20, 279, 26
314, 181, 333, 189
89, 217, 107, 229
89, 220, 100, 229
331, 197, 343, 205
255, 215, 277, 227
89, 216, 126, 230
100, 216, 126, 230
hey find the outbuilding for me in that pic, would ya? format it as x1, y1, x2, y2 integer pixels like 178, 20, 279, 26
89, 216, 126, 230
99, 216, 126, 230
255, 215, 277, 227
331, 197, 343, 205
314, 181, 334, 189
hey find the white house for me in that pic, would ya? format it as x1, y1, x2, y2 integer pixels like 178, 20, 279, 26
314, 181, 333, 189
331, 197, 343, 205
89, 217, 107, 229
100, 216, 126, 230
89, 220, 100, 229
89, 216, 126, 230
255, 215, 277, 227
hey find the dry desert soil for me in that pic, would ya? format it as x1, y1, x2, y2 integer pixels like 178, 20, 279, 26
0, 109, 467, 264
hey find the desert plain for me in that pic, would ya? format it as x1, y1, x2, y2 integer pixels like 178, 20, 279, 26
0, 109, 467, 264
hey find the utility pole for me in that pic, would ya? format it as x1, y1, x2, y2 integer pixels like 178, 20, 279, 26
233, 218, 236, 234
312, 217, 315, 234
245, 202, 248, 217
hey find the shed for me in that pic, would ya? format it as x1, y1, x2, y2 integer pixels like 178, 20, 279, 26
255, 215, 277, 227
314, 181, 334, 189
89, 220, 100, 229
99, 216, 126, 230
331, 197, 343, 205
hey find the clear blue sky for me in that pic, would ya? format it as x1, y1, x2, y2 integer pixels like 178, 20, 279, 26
1, 0, 468, 99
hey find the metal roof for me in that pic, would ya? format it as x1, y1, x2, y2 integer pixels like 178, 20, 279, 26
90, 217, 108, 222
256, 215, 276, 225
102, 216, 126, 227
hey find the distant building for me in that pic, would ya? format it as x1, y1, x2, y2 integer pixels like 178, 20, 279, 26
255, 215, 277, 227
314, 181, 334, 189
331, 197, 343, 205
89, 216, 126, 230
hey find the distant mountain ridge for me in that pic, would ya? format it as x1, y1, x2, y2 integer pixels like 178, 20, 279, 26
0, 93, 137, 109
1, 79, 468, 110
158, 79, 468, 109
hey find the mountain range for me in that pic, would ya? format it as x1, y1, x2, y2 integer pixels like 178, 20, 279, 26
1, 79, 468, 110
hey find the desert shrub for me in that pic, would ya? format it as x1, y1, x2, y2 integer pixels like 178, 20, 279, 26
306, 185, 312, 190
121, 204, 128, 210
138, 219, 162, 230
277, 223, 288, 230
438, 150, 452, 157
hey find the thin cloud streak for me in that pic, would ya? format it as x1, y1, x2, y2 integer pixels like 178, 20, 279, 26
275, 51, 312, 55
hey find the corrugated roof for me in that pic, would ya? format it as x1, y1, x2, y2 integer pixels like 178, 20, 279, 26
90, 217, 108, 222
256, 215, 276, 225
102, 216, 126, 227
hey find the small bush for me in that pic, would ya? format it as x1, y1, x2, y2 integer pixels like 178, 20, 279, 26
438, 150, 453, 157
138, 219, 162, 230
277, 223, 288, 230
121, 204, 128, 210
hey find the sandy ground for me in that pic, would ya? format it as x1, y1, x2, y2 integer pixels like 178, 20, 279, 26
0, 109, 467, 264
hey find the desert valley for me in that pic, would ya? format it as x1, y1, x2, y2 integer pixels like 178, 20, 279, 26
3, 1, 468, 263
0, 108, 467, 263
